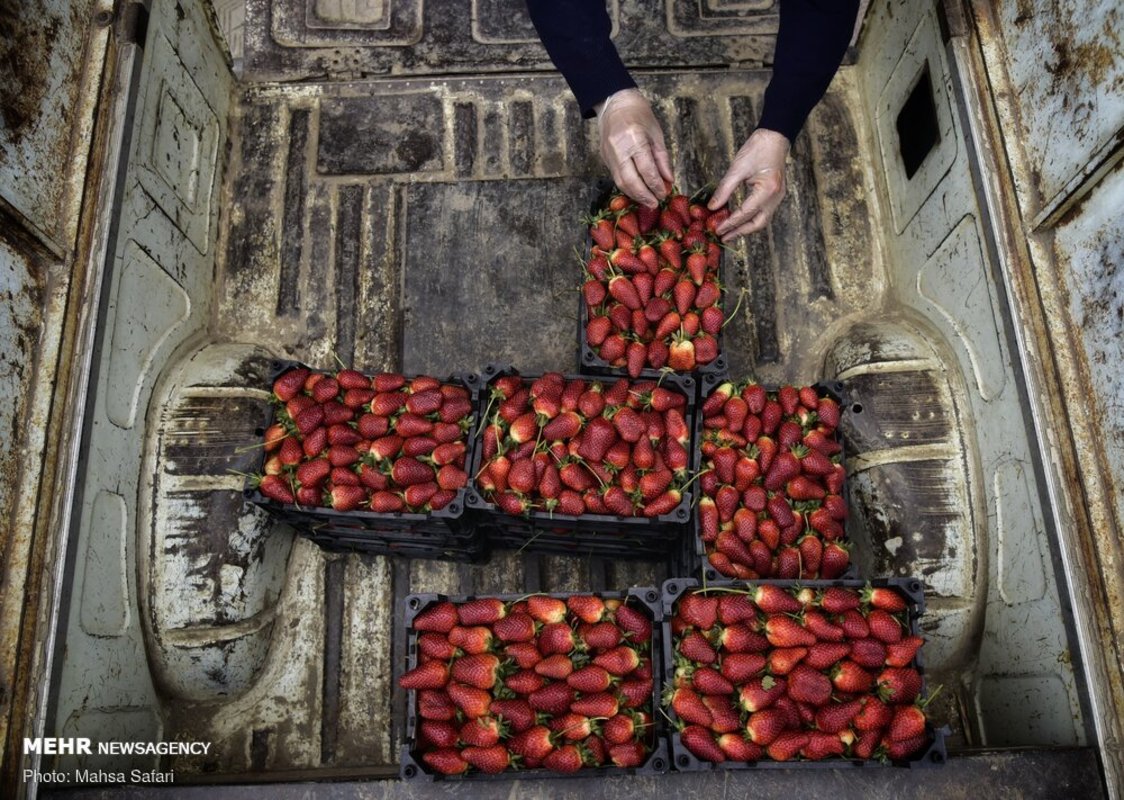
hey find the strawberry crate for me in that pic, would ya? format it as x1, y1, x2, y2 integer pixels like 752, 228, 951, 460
244, 359, 487, 562
398, 587, 670, 780
681, 372, 854, 582
466, 364, 696, 560
577, 185, 729, 380
659, 577, 949, 770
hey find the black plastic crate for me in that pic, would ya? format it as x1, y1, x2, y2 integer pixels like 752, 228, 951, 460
660, 577, 949, 770
682, 372, 853, 582
469, 364, 696, 560
245, 359, 486, 562
577, 184, 729, 381
399, 587, 669, 780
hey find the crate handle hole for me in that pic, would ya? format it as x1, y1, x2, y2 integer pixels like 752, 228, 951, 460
676, 508, 688, 520
676, 754, 690, 768
930, 751, 944, 764
403, 765, 417, 778
254, 427, 264, 436
910, 580, 922, 593
408, 597, 420, 610
666, 582, 679, 595
449, 503, 460, 513
645, 590, 658, 603
652, 758, 666, 771
851, 402, 864, 414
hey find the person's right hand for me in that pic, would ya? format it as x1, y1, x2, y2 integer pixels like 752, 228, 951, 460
708, 128, 791, 241
596, 89, 674, 209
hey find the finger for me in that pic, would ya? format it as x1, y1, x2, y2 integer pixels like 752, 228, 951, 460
715, 189, 765, 237
650, 131, 675, 188
616, 158, 659, 208
720, 209, 771, 242
708, 168, 743, 211
631, 148, 668, 207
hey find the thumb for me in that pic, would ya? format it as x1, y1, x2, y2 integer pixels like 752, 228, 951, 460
708, 169, 739, 210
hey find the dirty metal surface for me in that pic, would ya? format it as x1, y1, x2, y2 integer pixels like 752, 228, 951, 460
39, 749, 1110, 799
985, 0, 1123, 218
244, 0, 780, 81
0, 0, 97, 248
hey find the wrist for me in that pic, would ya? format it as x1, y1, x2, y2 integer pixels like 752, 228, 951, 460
596, 88, 645, 119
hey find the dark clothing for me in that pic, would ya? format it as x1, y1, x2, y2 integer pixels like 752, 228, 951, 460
526, 0, 861, 141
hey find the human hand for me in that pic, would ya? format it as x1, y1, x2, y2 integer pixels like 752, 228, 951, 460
596, 88, 674, 209
708, 128, 791, 241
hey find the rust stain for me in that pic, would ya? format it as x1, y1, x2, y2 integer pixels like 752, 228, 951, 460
0, 0, 62, 148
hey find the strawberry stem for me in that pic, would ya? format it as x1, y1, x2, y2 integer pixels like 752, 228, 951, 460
721, 287, 748, 330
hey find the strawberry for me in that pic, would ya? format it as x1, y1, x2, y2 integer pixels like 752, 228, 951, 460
399, 660, 449, 690
580, 621, 622, 651
543, 743, 585, 773
413, 601, 457, 633
667, 686, 713, 727
817, 396, 841, 428
715, 624, 768, 654
552, 712, 597, 742
417, 689, 455, 722
538, 622, 577, 655
832, 660, 875, 694
819, 587, 860, 614
530, 682, 575, 715
508, 724, 555, 761
764, 731, 809, 762
572, 692, 620, 719
745, 708, 787, 746
883, 733, 929, 760
420, 719, 459, 749
489, 698, 536, 733
566, 595, 606, 625
691, 667, 733, 696
593, 645, 641, 676
451, 653, 503, 690
446, 682, 494, 719
460, 715, 505, 748
608, 740, 648, 768
802, 730, 846, 760
852, 727, 883, 759
849, 637, 887, 669
526, 595, 568, 624
753, 585, 802, 615
461, 744, 512, 774
421, 748, 469, 776
272, 367, 311, 402
503, 642, 541, 671
867, 609, 904, 644
717, 733, 764, 762
258, 474, 295, 505
804, 641, 852, 671
418, 632, 459, 661
786, 665, 833, 707
853, 696, 893, 731
678, 631, 718, 664
820, 542, 851, 578
877, 667, 923, 704
613, 604, 653, 642
721, 652, 768, 686
815, 698, 864, 734
888, 703, 928, 742
864, 584, 909, 612
608, 274, 642, 310
885, 635, 925, 667
567, 665, 613, 693
602, 713, 640, 745
766, 647, 807, 676
838, 609, 870, 639
448, 625, 493, 655
618, 678, 653, 709
680, 725, 725, 763
764, 615, 816, 649
678, 593, 719, 631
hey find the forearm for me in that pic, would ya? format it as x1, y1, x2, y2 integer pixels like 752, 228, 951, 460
527, 0, 636, 118
757, 0, 861, 141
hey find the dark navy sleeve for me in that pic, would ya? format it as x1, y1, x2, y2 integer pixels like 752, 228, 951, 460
526, 0, 637, 118
757, 0, 862, 141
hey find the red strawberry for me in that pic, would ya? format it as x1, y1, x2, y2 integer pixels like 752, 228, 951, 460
765, 615, 816, 648
677, 592, 719, 631
767, 647, 807, 676
618, 678, 653, 709
272, 368, 310, 402
832, 660, 875, 694
258, 474, 295, 504
418, 632, 459, 661
765, 731, 809, 762
448, 625, 493, 654
614, 604, 653, 642
864, 584, 909, 612
885, 635, 925, 668
460, 715, 504, 748
538, 622, 577, 656
586, 315, 612, 347
327, 484, 365, 511
838, 609, 870, 639
877, 667, 923, 704
691, 667, 734, 696
717, 733, 764, 761
716, 593, 756, 627
849, 637, 887, 669
572, 692, 620, 719
608, 274, 642, 310
593, 645, 641, 676
802, 730, 846, 760
419, 719, 459, 749
668, 686, 712, 727
580, 621, 622, 651
853, 696, 893, 731
509, 724, 554, 760
820, 587, 860, 614
745, 708, 787, 746
817, 396, 841, 428
753, 585, 802, 615
490, 698, 536, 733
451, 653, 503, 690
715, 624, 769, 654
543, 743, 585, 773
608, 740, 648, 768
566, 595, 606, 624
678, 631, 718, 664
530, 682, 575, 715
852, 727, 882, 759
399, 660, 449, 690
553, 712, 597, 741
680, 725, 725, 763
815, 698, 864, 734
884, 733, 929, 760
820, 542, 851, 578
526, 595, 567, 624
413, 601, 457, 633
867, 609, 904, 644
804, 641, 852, 671
462, 744, 512, 774
889, 704, 928, 742
721, 652, 767, 685
786, 665, 833, 707
568, 665, 613, 693
421, 748, 469, 776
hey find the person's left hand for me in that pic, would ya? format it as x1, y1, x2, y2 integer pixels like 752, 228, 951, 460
596, 88, 675, 209
708, 128, 791, 241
